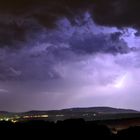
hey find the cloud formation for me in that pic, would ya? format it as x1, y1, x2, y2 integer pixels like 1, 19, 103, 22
0, 13, 132, 82
0, 0, 140, 111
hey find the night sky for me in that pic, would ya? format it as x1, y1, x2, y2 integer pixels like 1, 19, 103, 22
1, 0, 140, 112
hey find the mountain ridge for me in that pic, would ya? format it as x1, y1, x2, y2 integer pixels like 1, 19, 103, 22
23, 107, 139, 115
0, 107, 138, 115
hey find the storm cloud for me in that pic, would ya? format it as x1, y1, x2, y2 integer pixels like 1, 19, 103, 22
1, 0, 140, 48
0, 0, 140, 111
0, 13, 131, 82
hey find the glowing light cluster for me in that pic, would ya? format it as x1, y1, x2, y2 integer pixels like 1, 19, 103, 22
23, 115, 48, 119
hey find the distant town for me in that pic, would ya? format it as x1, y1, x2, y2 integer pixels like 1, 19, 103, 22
0, 107, 140, 124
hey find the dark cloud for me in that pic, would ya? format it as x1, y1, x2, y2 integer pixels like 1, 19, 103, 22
0, 30, 130, 82
0, 0, 133, 83
0, 0, 92, 48
0, 0, 91, 27
135, 31, 140, 36
0, 0, 140, 28
0, 46, 61, 81
70, 32, 130, 54
0, 22, 26, 47
0, 0, 140, 49
92, 0, 140, 28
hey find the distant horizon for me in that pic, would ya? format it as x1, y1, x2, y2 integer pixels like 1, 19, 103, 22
2, 106, 140, 113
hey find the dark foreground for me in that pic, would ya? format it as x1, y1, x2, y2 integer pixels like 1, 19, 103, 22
1, 119, 140, 138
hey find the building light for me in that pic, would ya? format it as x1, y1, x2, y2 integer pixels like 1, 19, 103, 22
23, 116, 31, 119
40, 115, 48, 118
23, 114, 48, 119
11, 120, 17, 123
83, 114, 88, 116
5, 118, 9, 121
93, 114, 96, 116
